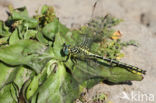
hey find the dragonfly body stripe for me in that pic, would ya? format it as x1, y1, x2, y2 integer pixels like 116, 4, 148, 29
63, 44, 146, 75
88, 53, 146, 74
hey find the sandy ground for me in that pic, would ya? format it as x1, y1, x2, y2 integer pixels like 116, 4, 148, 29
0, 0, 156, 103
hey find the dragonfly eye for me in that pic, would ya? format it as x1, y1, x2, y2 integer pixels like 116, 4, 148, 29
63, 44, 70, 55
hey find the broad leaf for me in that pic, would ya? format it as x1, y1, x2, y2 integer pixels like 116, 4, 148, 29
0, 83, 18, 103
71, 59, 143, 88
0, 40, 51, 73
42, 18, 59, 40
31, 62, 80, 103
0, 63, 14, 88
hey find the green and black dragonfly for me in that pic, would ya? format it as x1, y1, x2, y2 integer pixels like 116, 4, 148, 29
62, 43, 146, 75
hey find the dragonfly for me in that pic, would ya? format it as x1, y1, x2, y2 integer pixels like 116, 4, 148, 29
62, 43, 146, 75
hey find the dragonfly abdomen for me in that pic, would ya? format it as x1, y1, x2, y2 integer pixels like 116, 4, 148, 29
89, 54, 146, 75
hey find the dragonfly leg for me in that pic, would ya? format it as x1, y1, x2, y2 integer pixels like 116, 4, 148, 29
62, 55, 70, 62
71, 57, 77, 64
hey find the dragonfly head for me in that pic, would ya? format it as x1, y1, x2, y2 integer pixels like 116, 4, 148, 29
62, 43, 70, 56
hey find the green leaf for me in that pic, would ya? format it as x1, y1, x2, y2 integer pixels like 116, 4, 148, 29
107, 67, 143, 83
50, 32, 66, 60
10, 83, 18, 102
11, 7, 29, 20
41, 5, 49, 14
9, 7, 38, 29
23, 18, 38, 28
0, 83, 17, 103
42, 18, 59, 40
0, 63, 14, 88
0, 40, 51, 73
24, 30, 37, 39
0, 37, 9, 45
36, 31, 49, 44
0, 63, 34, 95
9, 29, 20, 44
58, 23, 69, 35
0, 66, 34, 102
8, 66, 33, 89
0, 21, 11, 37
31, 62, 80, 103
26, 76, 39, 100
71, 59, 143, 87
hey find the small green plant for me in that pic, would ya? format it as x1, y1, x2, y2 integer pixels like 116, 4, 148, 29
0, 5, 145, 103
